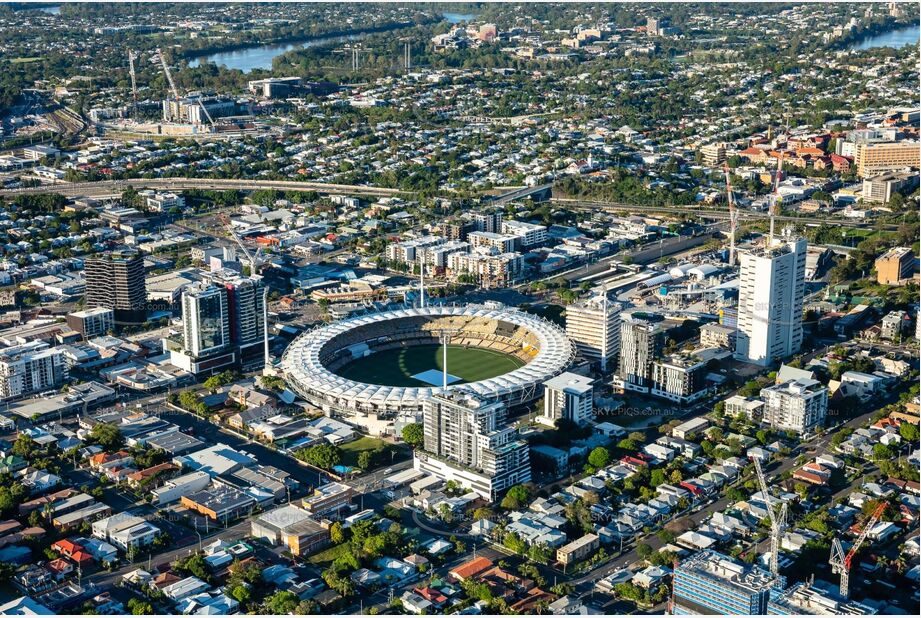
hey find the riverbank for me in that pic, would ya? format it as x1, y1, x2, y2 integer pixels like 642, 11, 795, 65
184, 19, 424, 69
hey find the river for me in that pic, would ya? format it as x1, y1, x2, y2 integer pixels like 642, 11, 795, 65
443, 12, 477, 24
849, 23, 920, 50
188, 33, 367, 72
188, 11, 480, 72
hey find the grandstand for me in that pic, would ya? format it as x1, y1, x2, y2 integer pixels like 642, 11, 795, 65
281, 304, 575, 434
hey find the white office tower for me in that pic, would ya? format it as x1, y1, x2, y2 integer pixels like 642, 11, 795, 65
414, 390, 530, 499
735, 233, 807, 366
566, 295, 621, 371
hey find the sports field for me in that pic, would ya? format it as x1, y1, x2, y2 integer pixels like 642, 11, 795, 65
337, 344, 525, 387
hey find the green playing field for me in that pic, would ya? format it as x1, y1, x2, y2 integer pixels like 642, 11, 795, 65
337, 344, 524, 387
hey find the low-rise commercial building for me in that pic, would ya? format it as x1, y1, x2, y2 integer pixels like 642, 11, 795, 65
180, 486, 256, 522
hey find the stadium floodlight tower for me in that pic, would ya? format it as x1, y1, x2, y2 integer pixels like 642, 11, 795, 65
418, 254, 426, 308
436, 328, 460, 389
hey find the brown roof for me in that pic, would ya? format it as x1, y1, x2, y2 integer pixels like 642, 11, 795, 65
126, 462, 178, 482
450, 556, 493, 581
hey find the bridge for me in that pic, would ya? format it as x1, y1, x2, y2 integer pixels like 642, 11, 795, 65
488, 183, 553, 206
0, 178, 407, 199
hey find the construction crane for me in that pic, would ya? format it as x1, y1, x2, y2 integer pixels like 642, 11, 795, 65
195, 96, 216, 129
753, 456, 786, 577
768, 151, 783, 245
218, 214, 272, 374
723, 162, 739, 267
156, 48, 180, 102
127, 50, 139, 116
829, 501, 887, 599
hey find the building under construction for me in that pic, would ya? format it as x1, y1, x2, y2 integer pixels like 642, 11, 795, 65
161, 97, 242, 125
671, 549, 783, 615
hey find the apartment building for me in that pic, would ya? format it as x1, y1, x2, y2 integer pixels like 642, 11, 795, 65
699, 323, 736, 350
650, 352, 715, 405
701, 143, 727, 167
565, 295, 621, 371
501, 220, 548, 248
760, 378, 828, 435
468, 231, 518, 254
84, 249, 147, 325
472, 211, 503, 233
415, 390, 530, 499
0, 342, 67, 400
735, 235, 806, 366
556, 533, 600, 566
447, 251, 523, 287
540, 372, 594, 426
875, 247, 914, 285
65, 307, 115, 340
614, 311, 666, 393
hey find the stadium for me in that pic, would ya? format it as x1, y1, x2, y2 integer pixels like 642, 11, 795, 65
281, 304, 575, 433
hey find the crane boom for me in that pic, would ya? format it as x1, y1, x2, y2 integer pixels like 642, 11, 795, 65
723, 162, 738, 267
829, 501, 887, 598
768, 152, 782, 245
196, 96, 216, 128
127, 50, 138, 114
156, 48, 180, 102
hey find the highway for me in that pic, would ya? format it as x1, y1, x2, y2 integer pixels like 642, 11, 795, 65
0, 177, 408, 199
2, 178, 898, 233
552, 198, 902, 230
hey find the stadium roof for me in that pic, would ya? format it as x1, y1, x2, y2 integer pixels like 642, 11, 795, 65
282, 304, 573, 416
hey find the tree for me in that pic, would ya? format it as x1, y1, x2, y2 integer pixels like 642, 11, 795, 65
500, 484, 530, 510
587, 447, 611, 469
126, 599, 153, 615
636, 543, 653, 560
264, 591, 299, 615
329, 521, 345, 544
900, 422, 919, 442
357, 451, 372, 470
88, 422, 124, 450
230, 584, 250, 604
401, 423, 424, 448
295, 443, 342, 470
203, 376, 222, 392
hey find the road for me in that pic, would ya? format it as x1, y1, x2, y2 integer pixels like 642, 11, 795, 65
553, 198, 902, 230
0, 177, 408, 199
84, 519, 251, 590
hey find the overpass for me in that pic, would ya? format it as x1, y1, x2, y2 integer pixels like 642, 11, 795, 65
0, 178, 408, 199
488, 183, 553, 206
551, 198, 901, 230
